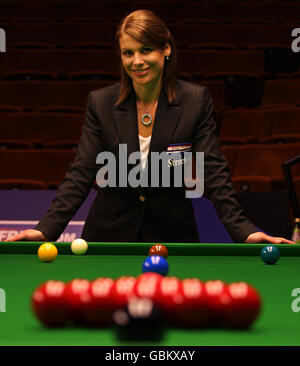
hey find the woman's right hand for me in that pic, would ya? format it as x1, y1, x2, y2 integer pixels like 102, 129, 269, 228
4, 229, 48, 242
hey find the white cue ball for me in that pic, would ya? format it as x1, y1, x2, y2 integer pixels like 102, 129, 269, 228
71, 238, 88, 255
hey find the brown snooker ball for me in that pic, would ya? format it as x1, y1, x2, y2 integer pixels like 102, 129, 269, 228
148, 244, 168, 259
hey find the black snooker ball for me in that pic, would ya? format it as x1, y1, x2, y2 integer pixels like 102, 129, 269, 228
260, 245, 280, 265
112, 297, 165, 341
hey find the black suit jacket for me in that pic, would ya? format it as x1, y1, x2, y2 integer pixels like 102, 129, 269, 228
35, 79, 257, 243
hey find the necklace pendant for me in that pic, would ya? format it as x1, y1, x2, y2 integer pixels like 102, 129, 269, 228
141, 112, 152, 126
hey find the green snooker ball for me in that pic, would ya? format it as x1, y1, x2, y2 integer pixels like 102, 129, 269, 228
260, 245, 280, 265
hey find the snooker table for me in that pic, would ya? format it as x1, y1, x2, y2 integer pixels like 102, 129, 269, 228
0, 241, 300, 347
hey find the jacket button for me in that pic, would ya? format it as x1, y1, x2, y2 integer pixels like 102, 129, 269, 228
139, 195, 146, 202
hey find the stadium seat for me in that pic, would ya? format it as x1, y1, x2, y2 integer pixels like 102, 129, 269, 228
1, 50, 120, 74
178, 50, 264, 75
193, 80, 225, 108
0, 105, 23, 112
67, 18, 110, 24
4, 23, 118, 46
0, 149, 76, 188
220, 145, 240, 176
65, 42, 115, 50
36, 106, 86, 113
202, 72, 262, 108
1, 71, 58, 81
262, 79, 300, 106
0, 81, 112, 110
261, 107, 300, 144
67, 71, 120, 81
8, 42, 56, 49
232, 143, 300, 192
219, 108, 275, 145
188, 43, 237, 50
248, 44, 300, 75
0, 140, 32, 149
0, 112, 83, 148
170, 24, 292, 48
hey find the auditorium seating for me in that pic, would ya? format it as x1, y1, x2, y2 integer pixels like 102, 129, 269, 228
0, 49, 265, 76
220, 145, 240, 176
0, 149, 76, 189
261, 107, 300, 144
66, 71, 121, 81
170, 24, 292, 48
202, 72, 262, 108
220, 108, 275, 145
65, 42, 115, 50
0, 81, 113, 110
248, 44, 300, 75
3, 23, 118, 45
0, 50, 120, 74
1, 1, 300, 24
9, 42, 56, 49
188, 43, 237, 50
231, 143, 300, 192
194, 80, 225, 110
1, 71, 58, 81
262, 79, 300, 106
220, 143, 300, 192
220, 107, 300, 145
0, 113, 84, 148
177, 50, 264, 75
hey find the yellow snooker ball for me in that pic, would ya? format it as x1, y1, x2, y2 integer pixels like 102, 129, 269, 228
38, 243, 58, 263
71, 238, 88, 255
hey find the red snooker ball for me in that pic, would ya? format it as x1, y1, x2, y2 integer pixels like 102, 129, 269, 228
64, 278, 91, 325
82, 277, 115, 327
110, 276, 136, 309
156, 276, 184, 325
204, 280, 231, 326
31, 280, 68, 327
148, 244, 168, 259
223, 282, 262, 329
177, 278, 210, 328
132, 273, 163, 305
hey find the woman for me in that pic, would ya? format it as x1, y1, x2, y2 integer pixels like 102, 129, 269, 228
6, 10, 294, 244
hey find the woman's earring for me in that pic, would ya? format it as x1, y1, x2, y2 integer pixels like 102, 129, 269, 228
166, 56, 170, 60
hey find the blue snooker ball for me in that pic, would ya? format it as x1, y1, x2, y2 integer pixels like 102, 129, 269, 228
142, 255, 169, 276
260, 245, 280, 265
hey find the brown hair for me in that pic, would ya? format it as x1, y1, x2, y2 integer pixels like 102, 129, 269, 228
115, 9, 178, 105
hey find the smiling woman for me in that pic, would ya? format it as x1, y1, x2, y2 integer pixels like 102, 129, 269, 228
116, 11, 175, 141
119, 34, 169, 95
115, 10, 177, 107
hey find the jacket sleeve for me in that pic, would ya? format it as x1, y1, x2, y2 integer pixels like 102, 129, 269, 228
192, 87, 258, 242
34, 92, 102, 241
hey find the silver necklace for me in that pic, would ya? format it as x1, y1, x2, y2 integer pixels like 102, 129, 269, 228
140, 101, 158, 127
141, 112, 152, 126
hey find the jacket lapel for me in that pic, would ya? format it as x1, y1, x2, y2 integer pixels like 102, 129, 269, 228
149, 89, 182, 155
113, 90, 140, 158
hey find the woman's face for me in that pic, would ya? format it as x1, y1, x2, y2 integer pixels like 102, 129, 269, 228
119, 33, 171, 87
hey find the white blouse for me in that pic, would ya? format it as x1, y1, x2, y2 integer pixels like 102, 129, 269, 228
139, 134, 151, 170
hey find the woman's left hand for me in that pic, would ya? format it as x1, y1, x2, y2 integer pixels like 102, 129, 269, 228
245, 231, 295, 244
